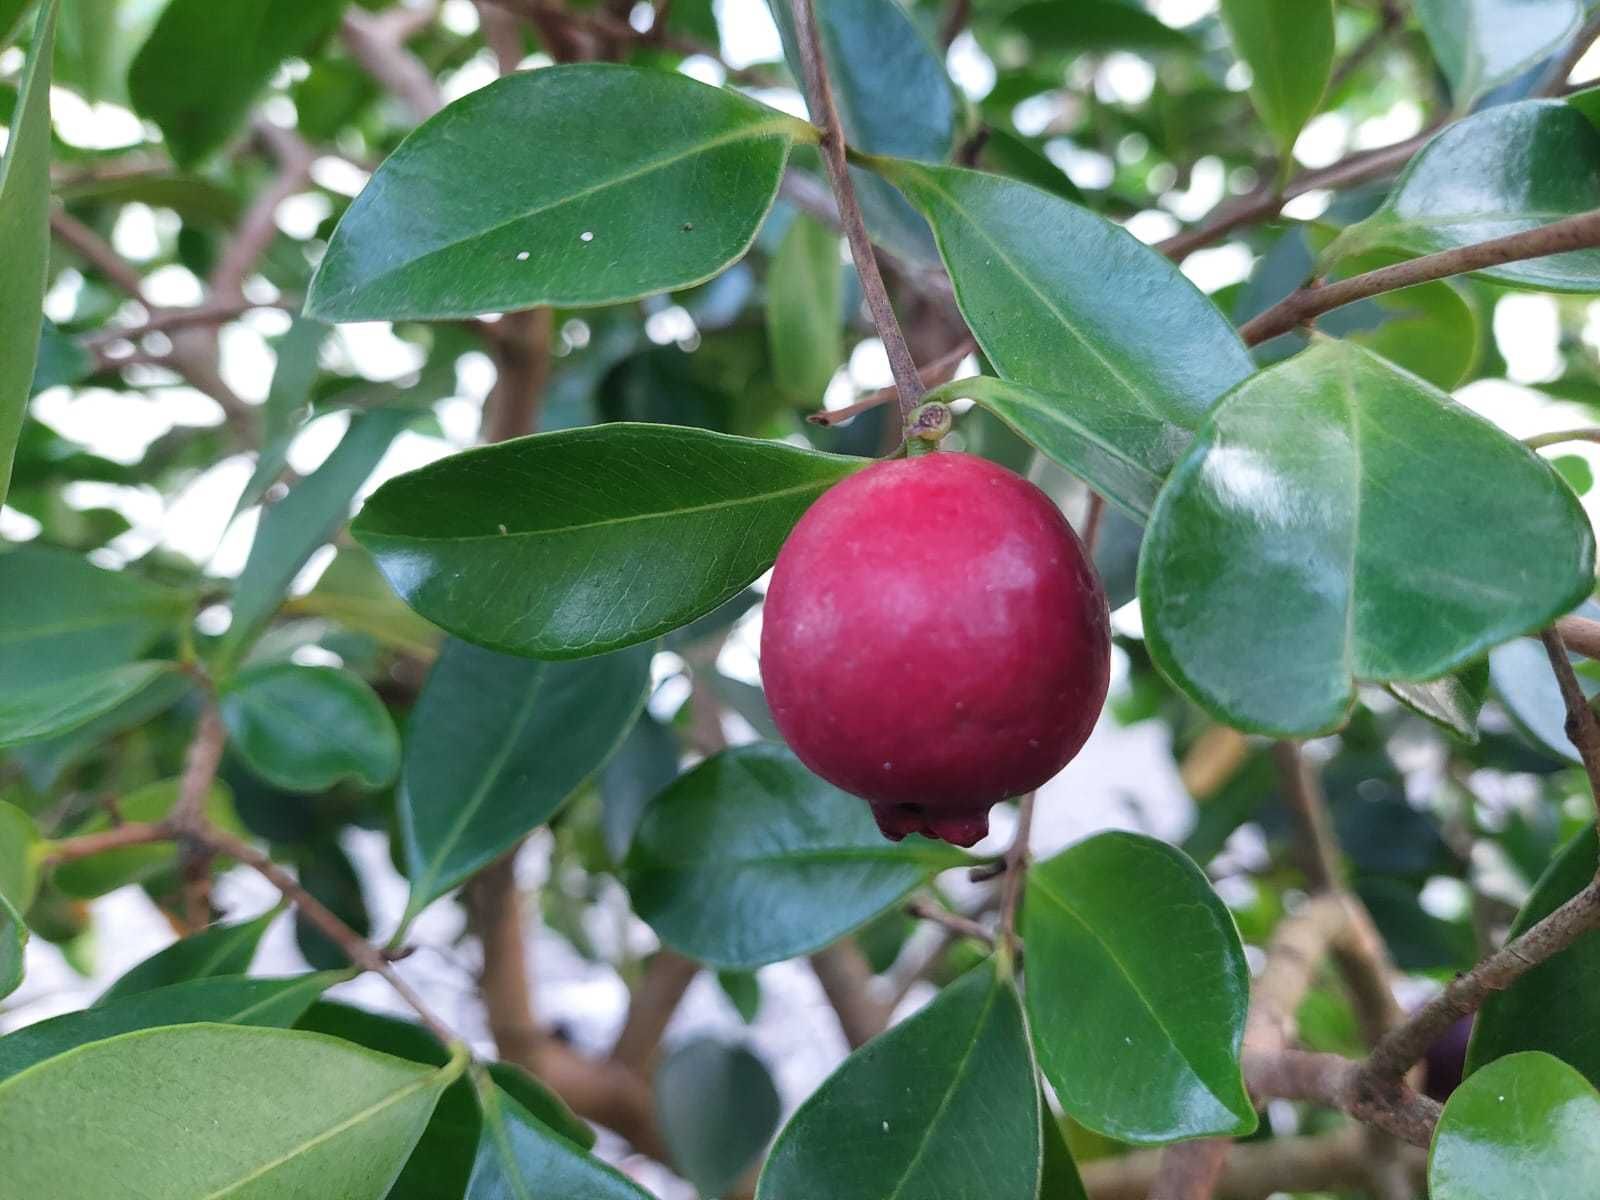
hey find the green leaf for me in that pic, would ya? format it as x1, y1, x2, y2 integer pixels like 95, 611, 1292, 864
1025, 831, 1254, 1143
601, 713, 681, 863
1468, 827, 1600, 1084
0, 537, 188, 698
1388, 658, 1489, 742
1139, 338, 1595, 736
1219, 0, 1334, 156
55, 776, 238, 898
0, 971, 346, 1082
221, 662, 401, 793
767, 214, 843, 404
0, 0, 55, 505
468, 1074, 654, 1200
0, 0, 28, 48
0, 890, 24, 1001
1325, 100, 1600, 293
295, 840, 370, 972
232, 316, 330, 520
221, 406, 413, 663
291, 546, 442, 659
352, 424, 864, 659
878, 161, 1254, 488
655, 1038, 781, 1196
97, 911, 276, 1004
0, 1024, 458, 1198
0, 801, 40, 912
625, 743, 966, 970
128, 0, 346, 166
1000, 0, 1197, 53
55, 0, 117, 103
926, 375, 1179, 519
758, 960, 1040, 1200
0, 662, 178, 749
1040, 1099, 1089, 1200
1430, 1051, 1600, 1198
1414, 0, 1582, 105
1490, 633, 1598, 761
307, 65, 803, 321
400, 638, 650, 920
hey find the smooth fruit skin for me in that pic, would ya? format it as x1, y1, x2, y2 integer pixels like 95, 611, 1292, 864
760, 451, 1110, 846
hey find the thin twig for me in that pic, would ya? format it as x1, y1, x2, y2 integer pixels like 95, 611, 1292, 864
788, 0, 924, 419
809, 939, 891, 1047
50, 209, 149, 298
41, 821, 170, 865
1082, 493, 1106, 555
1556, 614, 1600, 661
905, 896, 996, 946
807, 339, 974, 426
610, 950, 700, 1071
997, 792, 1035, 950
85, 298, 295, 350
210, 122, 316, 301
1240, 209, 1600, 344
1271, 741, 1343, 891
1540, 625, 1600, 816
341, 5, 443, 121
1534, 11, 1600, 96
1526, 427, 1600, 450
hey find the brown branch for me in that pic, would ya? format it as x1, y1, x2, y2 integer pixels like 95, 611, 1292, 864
1150, 1139, 1232, 1200
1556, 614, 1600, 661
1540, 624, 1600, 812
41, 821, 170, 865
1240, 209, 1600, 345
480, 308, 553, 441
789, 0, 923, 418
342, 5, 443, 122
50, 208, 149, 298
1535, 11, 1600, 96
610, 950, 700, 1071
476, 0, 528, 72
806, 339, 974, 427
209, 122, 316, 302
1271, 741, 1343, 891
1083, 1125, 1422, 1200
809, 939, 891, 1048
905, 895, 995, 946
1527, 427, 1600, 450
85, 298, 294, 352
1082, 493, 1106, 555
1246, 1049, 1440, 1147
997, 791, 1035, 950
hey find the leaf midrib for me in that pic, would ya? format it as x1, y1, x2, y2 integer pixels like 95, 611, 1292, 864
362, 475, 840, 545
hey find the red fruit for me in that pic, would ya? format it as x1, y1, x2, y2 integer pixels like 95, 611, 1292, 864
760, 451, 1111, 847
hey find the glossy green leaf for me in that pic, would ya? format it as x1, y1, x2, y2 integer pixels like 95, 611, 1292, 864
767, 214, 843, 404
221, 662, 400, 793
1414, 0, 1582, 104
97, 911, 275, 1004
879, 161, 1254, 486
128, 0, 346, 166
1040, 1098, 1089, 1200
9, 669, 191, 793
1430, 1051, 1600, 1198
0, 0, 55, 505
0, 662, 178, 749
1468, 827, 1600, 1084
0, 1024, 458, 1197
768, 0, 952, 265
0, 971, 345, 1082
926, 375, 1179, 519
0, 890, 23, 1001
655, 1038, 781, 1196
758, 960, 1040, 1200
1388, 658, 1489, 742
1140, 338, 1595, 736
601, 713, 681, 863
308, 65, 803, 321
977, 128, 1083, 202
1219, 0, 1334, 156
0, 801, 39, 913
55, 776, 238, 898
0, 538, 188, 696
295, 840, 370, 971
1325, 100, 1600, 292
400, 638, 650, 920
625, 743, 967, 970
221, 406, 413, 662
1000, 0, 1196, 53
352, 424, 864, 659
293, 546, 442, 659
468, 1073, 654, 1200
1025, 831, 1255, 1143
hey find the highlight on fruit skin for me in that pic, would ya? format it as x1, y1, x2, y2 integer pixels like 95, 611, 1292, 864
760, 450, 1111, 847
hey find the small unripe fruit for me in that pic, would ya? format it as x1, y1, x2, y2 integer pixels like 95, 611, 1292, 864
760, 451, 1111, 846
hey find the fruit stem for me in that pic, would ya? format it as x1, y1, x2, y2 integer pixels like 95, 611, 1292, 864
997, 790, 1036, 953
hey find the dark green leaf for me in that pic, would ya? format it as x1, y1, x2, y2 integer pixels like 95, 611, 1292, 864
1139, 338, 1595, 736
221, 407, 412, 662
1388, 658, 1489, 742
0, 0, 55, 504
352, 424, 863, 659
1468, 827, 1600, 1085
977, 129, 1083, 202
880, 161, 1254, 490
0, 890, 23, 1001
1414, 0, 1582, 104
1430, 1051, 1600, 1198
29, 319, 92, 397
655, 1038, 781, 1196
0, 0, 27, 47
758, 960, 1040, 1200
308, 65, 804, 321
1025, 831, 1255, 1143
0, 662, 178, 749
1000, 0, 1196, 53
295, 840, 370, 971
1219, 0, 1333, 156
0, 1024, 458, 1197
221, 662, 400, 793
625, 743, 967, 970
1490, 633, 1599, 761
1325, 100, 1600, 292
600, 713, 681, 863
128, 0, 346, 165
0, 971, 345, 1082
717, 969, 762, 1023
1040, 1098, 1089, 1200
400, 639, 650, 921
767, 214, 843, 405
97, 911, 276, 1004
0, 801, 39, 912
468, 1074, 653, 1200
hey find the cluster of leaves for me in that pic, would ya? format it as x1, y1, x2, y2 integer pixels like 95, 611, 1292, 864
3, 0, 1600, 1196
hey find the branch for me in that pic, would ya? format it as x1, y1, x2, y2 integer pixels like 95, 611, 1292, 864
1556, 614, 1600, 661
41, 821, 169, 865
809, 939, 891, 1047
50, 208, 149, 299
1540, 624, 1600, 811
1271, 741, 1343, 891
341, 5, 443, 122
1240, 209, 1600, 344
905, 895, 995, 946
1535, 11, 1600, 96
1526, 427, 1600, 450
209, 122, 316, 302
610, 950, 700, 1071
480, 308, 553, 442
806, 339, 974, 427
1150, 1140, 1232, 1200
788, 0, 924, 418
997, 791, 1035, 950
